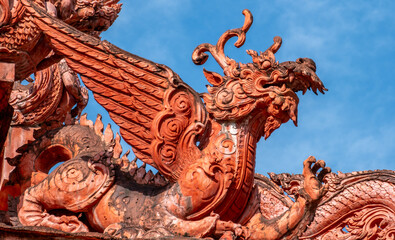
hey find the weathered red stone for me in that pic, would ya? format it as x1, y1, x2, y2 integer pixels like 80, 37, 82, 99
0, 62, 14, 199
0, 1, 393, 240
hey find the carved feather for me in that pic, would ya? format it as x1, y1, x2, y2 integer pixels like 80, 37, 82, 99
25, 0, 207, 182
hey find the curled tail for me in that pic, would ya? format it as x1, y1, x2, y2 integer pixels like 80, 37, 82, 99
15, 115, 116, 232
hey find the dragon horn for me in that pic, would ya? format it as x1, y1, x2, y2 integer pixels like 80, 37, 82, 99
192, 9, 253, 70
247, 36, 282, 69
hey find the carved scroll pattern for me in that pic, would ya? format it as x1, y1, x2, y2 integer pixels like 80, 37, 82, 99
300, 171, 395, 240
303, 205, 395, 240
17, 130, 116, 233
267, 170, 395, 240
181, 123, 238, 220
152, 87, 207, 181
50, 158, 115, 212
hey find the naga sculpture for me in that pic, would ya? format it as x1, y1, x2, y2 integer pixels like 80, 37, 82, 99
0, 1, 394, 239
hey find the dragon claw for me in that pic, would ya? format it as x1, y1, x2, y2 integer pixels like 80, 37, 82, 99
311, 159, 326, 174
302, 156, 331, 201
318, 167, 332, 182
303, 156, 316, 170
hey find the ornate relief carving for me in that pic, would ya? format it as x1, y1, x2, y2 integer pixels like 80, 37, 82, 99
300, 170, 395, 240
9, 59, 88, 126
0, 2, 393, 240
306, 205, 395, 240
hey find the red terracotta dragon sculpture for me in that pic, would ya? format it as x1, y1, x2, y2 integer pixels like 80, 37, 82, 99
0, 1, 394, 240
0, 0, 117, 210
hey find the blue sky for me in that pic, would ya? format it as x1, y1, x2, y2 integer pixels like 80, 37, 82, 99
83, 0, 394, 175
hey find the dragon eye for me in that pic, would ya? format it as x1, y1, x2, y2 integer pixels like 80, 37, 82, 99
261, 60, 271, 69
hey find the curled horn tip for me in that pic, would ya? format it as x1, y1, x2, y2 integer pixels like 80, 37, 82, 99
270, 36, 282, 53
241, 9, 253, 33
192, 52, 208, 66
192, 9, 254, 70
273, 36, 282, 43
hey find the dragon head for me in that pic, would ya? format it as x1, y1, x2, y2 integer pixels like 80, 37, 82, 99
0, 0, 121, 36
0, 0, 121, 79
193, 10, 326, 139
45, 0, 122, 36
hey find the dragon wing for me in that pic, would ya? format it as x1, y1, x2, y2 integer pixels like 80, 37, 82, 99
25, 0, 207, 182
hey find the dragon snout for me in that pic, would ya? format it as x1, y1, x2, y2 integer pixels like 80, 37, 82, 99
296, 58, 317, 72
